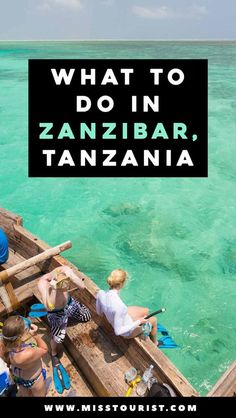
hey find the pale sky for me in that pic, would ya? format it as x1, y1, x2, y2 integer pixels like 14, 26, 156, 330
0, 0, 235, 40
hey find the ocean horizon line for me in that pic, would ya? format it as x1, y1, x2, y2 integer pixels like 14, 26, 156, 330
1, 39, 236, 43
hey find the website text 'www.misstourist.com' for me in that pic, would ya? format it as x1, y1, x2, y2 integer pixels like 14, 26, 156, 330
44, 402, 197, 413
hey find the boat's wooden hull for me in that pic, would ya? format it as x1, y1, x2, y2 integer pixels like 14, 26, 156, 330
0, 208, 199, 397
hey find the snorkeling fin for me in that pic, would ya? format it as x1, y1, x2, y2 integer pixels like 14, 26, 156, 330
28, 310, 48, 318
58, 363, 71, 390
28, 303, 47, 318
158, 335, 179, 349
52, 356, 71, 394
30, 303, 46, 311
52, 364, 64, 394
158, 323, 169, 336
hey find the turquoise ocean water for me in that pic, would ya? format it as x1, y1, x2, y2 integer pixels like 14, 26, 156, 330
0, 41, 236, 395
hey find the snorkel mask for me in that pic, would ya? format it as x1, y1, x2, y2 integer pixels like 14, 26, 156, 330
21, 316, 31, 331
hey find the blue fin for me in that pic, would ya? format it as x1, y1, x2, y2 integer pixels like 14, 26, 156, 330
52, 357, 70, 393
28, 311, 48, 318
158, 335, 179, 349
30, 303, 45, 310
58, 364, 71, 390
158, 323, 169, 336
53, 366, 64, 394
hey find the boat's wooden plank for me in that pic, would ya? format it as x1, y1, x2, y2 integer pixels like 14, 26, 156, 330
10, 224, 76, 275
0, 241, 72, 283
4, 280, 19, 309
0, 258, 20, 312
65, 321, 134, 397
3, 223, 50, 264
0, 280, 38, 316
1, 248, 41, 285
0, 208, 22, 229
0, 249, 42, 315
0, 285, 13, 312
33, 319, 95, 397
0, 208, 23, 254
207, 361, 236, 397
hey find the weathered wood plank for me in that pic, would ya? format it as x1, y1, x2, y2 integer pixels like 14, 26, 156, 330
33, 319, 95, 397
10, 224, 77, 274
207, 361, 236, 397
0, 286, 13, 313
4, 280, 19, 309
0, 207, 22, 229
65, 322, 133, 397
0, 208, 23, 252
0, 280, 37, 316
1, 248, 41, 286
0, 241, 72, 283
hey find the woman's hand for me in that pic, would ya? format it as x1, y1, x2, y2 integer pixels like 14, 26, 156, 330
139, 317, 148, 325
49, 278, 58, 289
29, 323, 38, 336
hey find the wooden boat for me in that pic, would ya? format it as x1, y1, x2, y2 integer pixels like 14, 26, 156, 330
0, 207, 232, 398
206, 361, 236, 397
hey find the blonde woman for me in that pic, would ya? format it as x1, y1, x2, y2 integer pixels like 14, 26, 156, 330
1, 316, 48, 397
96, 269, 157, 343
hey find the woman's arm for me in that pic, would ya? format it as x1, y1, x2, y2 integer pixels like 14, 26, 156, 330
96, 290, 103, 315
112, 294, 147, 336
37, 273, 52, 309
60, 266, 85, 289
12, 336, 48, 365
33, 334, 48, 352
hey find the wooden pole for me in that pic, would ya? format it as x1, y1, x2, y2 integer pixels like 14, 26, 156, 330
0, 286, 13, 312
0, 241, 72, 312
0, 241, 72, 283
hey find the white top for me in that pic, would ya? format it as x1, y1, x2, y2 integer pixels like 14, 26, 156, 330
96, 289, 140, 336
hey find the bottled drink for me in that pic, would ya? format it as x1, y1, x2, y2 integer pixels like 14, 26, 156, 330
136, 364, 154, 396
124, 367, 137, 383
142, 322, 152, 337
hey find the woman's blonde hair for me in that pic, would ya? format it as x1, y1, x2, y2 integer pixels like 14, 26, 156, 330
107, 269, 128, 289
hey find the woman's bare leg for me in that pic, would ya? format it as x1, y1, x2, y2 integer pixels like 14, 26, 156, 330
18, 386, 32, 397
148, 316, 157, 344
127, 306, 149, 320
128, 307, 157, 344
127, 307, 157, 343
30, 374, 47, 397
50, 338, 60, 356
